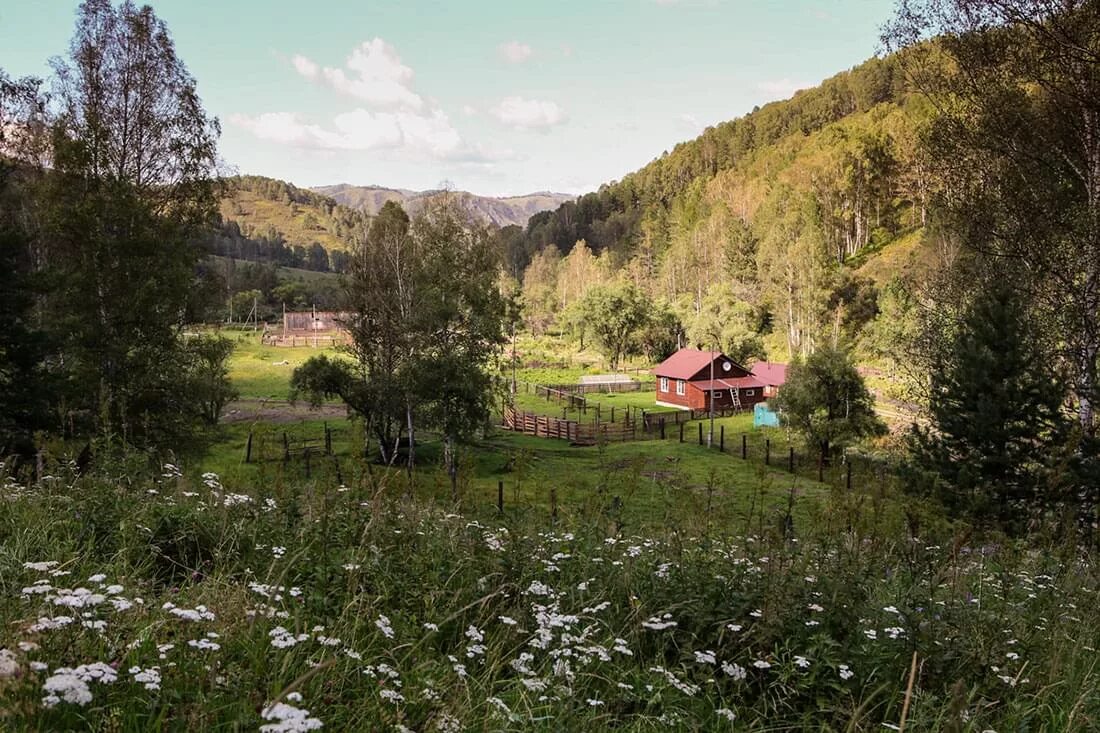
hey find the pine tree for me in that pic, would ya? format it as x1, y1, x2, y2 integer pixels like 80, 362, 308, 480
908, 282, 1068, 529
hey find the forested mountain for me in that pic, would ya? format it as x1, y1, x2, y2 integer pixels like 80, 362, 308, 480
205, 175, 367, 273
511, 54, 940, 361
314, 183, 573, 227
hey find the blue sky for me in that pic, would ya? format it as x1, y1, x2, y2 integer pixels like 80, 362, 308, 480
2, 0, 896, 196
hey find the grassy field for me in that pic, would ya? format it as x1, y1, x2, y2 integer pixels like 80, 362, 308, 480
3, 338, 1095, 731
209, 340, 825, 534
222, 334, 344, 401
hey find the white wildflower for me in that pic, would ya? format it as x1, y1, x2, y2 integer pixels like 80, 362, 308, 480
260, 701, 323, 732
376, 615, 395, 639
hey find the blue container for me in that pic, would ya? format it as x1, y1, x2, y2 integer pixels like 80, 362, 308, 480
754, 402, 780, 428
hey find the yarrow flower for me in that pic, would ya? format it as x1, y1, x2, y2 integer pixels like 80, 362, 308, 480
129, 666, 161, 691
41, 663, 117, 708
259, 701, 323, 731
694, 650, 717, 665
721, 661, 747, 680
376, 615, 395, 639
642, 614, 677, 630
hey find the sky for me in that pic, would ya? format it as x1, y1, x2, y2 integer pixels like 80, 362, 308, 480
1, 0, 897, 197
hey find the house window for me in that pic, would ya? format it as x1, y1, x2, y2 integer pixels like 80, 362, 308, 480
660, 377, 669, 392
676, 380, 686, 396
745, 389, 755, 396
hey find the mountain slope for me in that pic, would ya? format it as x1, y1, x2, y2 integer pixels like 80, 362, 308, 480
511, 53, 944, 362
314, 184, 574, 228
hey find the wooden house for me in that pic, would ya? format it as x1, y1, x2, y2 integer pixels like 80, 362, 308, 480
653, 349, 788, 411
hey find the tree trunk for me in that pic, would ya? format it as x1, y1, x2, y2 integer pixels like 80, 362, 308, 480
405, 400, 415, 478
445, 434, 458, 501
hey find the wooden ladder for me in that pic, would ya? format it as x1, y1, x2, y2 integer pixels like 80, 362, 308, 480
729, 387, 742, 411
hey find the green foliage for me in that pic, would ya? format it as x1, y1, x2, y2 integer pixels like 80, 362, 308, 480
182, 336, 239, 427
0, 167, 51, 456
578, 284, 650, 369
679, 283, 764, 363
884, 0, 1100, 432
906, 282, 1070, 530
773, 346, 885, 460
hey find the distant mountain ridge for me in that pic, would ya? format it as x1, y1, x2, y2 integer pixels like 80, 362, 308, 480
313, 184, 574, 228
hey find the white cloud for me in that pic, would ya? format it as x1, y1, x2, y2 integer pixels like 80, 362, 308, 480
499, 41, 533, 64
291, 54, 319, 79
231, 108, 505, 163
755, 78, 810, 100
461, 105, 477, 117
490, 96, 566, 130
293, 39, 423, 111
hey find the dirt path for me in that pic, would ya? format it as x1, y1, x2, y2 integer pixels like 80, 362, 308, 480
222, 399, 347, 424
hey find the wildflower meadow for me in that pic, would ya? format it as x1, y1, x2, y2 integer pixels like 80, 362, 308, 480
0, 458, 1097, 731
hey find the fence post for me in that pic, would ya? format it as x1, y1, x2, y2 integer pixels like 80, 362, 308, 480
720, 426, 725, 452
846, 461, 852, 490
679, 422, 684, 443
283, 432, 290, 463
498, 480, 504, 514
698, 422, 703, 446
765, 438, 770, 466
245, 431, 253, 463
642, 409, 648, 433
660, 418, 666, 440
742, 434, 747, 459
551, 487, 558, 524
611, 406, 615, 423
324, 423, 332, 455
818, 451, 824, 483
304, 447, 311, 479
789, 446, 795, 473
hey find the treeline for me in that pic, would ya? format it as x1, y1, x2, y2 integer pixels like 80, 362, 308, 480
202, 219, 351, 273
186, 258, 343, 325
0, 1, 237, 453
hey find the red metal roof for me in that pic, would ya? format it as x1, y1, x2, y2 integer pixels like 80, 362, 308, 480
692, 377, 766, 391
750, 361, 787, 386
653, 348, 747, 380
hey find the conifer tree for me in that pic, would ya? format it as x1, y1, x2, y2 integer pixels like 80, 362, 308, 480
908, 281, 1068, 529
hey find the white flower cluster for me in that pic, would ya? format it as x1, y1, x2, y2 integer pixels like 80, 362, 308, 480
41, 662, 117, 708
260, 700, 323, 732
162, 602, 215, 622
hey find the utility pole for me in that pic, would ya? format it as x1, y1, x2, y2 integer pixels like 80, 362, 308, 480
708, 339, 715, 447
510, 317, 517, 399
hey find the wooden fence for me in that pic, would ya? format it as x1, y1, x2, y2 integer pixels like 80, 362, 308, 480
537, 380, 657, 395
502, 407, 639, 446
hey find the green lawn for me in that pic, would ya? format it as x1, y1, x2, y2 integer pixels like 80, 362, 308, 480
224, 334, 345, 400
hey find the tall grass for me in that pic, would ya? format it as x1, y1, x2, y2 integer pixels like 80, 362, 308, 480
0, 457, 1096, 731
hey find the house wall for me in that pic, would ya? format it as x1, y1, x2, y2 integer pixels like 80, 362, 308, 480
656, 377, 769, 411
656, 377, 695, 409
705, 387, 766, 410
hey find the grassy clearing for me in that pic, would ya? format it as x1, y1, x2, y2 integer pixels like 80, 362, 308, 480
224, 336, 344, 401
